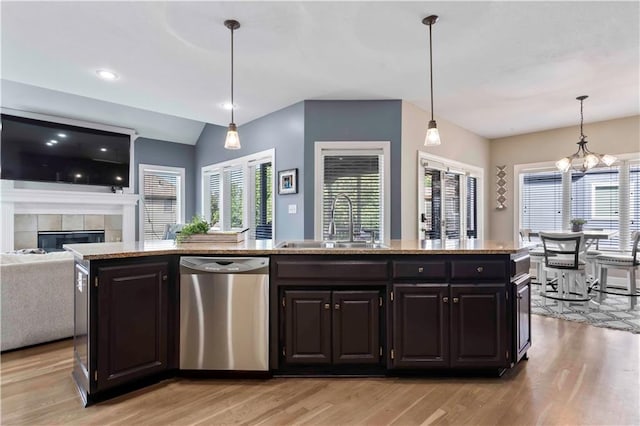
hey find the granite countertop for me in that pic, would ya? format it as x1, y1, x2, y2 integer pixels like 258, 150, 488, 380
64, 239, 529, 260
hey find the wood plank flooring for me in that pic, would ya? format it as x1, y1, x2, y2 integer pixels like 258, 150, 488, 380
1, 315, 638, 425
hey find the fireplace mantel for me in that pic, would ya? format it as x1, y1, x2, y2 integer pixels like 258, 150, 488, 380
1, 186, 139, 252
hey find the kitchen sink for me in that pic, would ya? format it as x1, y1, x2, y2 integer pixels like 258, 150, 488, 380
275, 240, 389, 249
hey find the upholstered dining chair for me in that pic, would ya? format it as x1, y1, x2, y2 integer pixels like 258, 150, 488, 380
596, 231, 640, 310
539, 232, 588, 307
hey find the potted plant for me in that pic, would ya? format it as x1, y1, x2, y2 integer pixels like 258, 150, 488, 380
570, 218, 587, 232
176, 216, 211, 242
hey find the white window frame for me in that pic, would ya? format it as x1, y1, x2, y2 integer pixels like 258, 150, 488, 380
417, 151, 484, 241
314, 141, 391, 242
138, 164, 185, 241
591, 182, 619, 220
201, 149, 275, 236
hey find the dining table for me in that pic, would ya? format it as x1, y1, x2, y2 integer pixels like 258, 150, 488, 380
528, 229, 618, 251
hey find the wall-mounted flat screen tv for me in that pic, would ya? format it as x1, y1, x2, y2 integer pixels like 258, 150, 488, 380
1, 113, 130, 188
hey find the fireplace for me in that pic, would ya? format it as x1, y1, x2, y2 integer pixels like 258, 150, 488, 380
38, 230, 105, 252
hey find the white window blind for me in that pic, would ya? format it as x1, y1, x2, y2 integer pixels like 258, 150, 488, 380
521, 170, 563, 231
228, 167, 244, 229
630, 163, 640, 250
208, 172, 221, 229
142, 170, 181, 241
322, 154, 382, 241
444, 172, 461, 239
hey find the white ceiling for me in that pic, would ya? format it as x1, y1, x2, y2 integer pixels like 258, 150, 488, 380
2, 1, 639, 144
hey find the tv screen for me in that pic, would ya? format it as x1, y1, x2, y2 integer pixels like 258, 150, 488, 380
1, 113, 130, 187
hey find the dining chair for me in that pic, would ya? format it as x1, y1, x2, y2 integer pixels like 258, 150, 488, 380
596, 231, 640, 310
584, 228, 604, 282
520, 229, 545, 284
539, 232, 589, 307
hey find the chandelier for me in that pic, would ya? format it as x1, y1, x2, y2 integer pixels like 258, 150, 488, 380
555, 95, 616, 173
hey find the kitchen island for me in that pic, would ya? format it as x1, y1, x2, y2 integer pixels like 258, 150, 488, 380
65, 239, 531, 406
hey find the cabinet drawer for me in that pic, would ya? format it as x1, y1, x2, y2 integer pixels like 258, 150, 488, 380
451, 260, 506, 280
392, 261, 446, 280
276, 260, 388, 280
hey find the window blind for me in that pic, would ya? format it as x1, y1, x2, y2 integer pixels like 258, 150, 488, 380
466, 176, 478, 238
630, 163, 640, 250
142, 171, 179, 241
571, 167, 619, 250
208, 172, 221, 228
252, 161, 272, 239
322, 154, 382, 241
444, 172, 461, 239
422, 169, 441, 239
521, 170, 563, 232
229, 168, 244, 229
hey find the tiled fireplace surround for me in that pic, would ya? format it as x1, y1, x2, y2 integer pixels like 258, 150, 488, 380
1, 184, 139, 252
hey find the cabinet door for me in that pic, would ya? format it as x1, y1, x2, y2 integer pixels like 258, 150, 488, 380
332, 291, 380, 364
450, 284, 508, 368
515, 277, 531, 361
392, 284, 449, 368
96, 262, 169, 391
284, 291, 331, 364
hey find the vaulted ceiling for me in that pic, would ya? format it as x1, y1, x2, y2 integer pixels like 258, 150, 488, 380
2, 1, 638, 144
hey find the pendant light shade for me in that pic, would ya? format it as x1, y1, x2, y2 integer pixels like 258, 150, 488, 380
224, 19, 241, 150
555, 95, 616, 173
423, 15, 441, 146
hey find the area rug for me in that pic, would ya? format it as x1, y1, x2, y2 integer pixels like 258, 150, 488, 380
531, 286, 640, 334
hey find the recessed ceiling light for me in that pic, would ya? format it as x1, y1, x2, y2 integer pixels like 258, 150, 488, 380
57, 133, 67, 138
96, 69, 119, 81
75, 173, 82, 178
49, 139, 58, 144
221, 102, 236, 110
100, 147, 107, 152
46, 142, 54, 146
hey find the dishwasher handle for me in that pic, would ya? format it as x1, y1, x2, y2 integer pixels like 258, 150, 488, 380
179, 256, 269, 274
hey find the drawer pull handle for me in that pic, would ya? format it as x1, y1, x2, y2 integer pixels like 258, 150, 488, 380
453, 297, 459, 303
476, 266, 484, 273
418, 267, 424, 273
443, 297, 449, 303
334, 303, 340, 310
324, 303, 331, 310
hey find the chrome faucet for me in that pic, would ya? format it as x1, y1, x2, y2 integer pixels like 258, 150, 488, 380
327, 193, 355, 242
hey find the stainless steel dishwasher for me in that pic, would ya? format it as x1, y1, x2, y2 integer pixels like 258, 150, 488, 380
179, 256, 269, 371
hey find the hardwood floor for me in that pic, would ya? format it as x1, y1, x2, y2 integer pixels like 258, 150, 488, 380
1, 315, 638, 425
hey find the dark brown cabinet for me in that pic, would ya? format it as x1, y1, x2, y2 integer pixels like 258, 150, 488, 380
449, 284, 507, 367
96, 262, 169, 391
392, 284, 449, 367
514, 275, 531, 362
283, 290, 381, 366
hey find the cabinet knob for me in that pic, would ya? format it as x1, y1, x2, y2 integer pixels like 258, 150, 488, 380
418, 267, 424, 273
334, 303, 340, 310
324, 303, 331, 310
476, 266, 484, 273
453, 297, 459, 303
443, 296, 449, 303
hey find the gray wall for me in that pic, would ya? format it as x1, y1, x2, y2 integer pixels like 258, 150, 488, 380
303, 100, 402, 239
195, 102, 305, 240
134, 137, 196, 236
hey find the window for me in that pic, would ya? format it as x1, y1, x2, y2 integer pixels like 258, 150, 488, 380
139, 165, 185, 241
520, 170, 563, 232
315, 142, 390, 242
418, 153, 483, 240
202, 149, 274, 239
517, 157, 639, 251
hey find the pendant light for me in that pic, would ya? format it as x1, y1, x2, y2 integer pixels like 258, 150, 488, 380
423, 15, 441, 146
555, 95, 616, 173
224, 19, 241, 150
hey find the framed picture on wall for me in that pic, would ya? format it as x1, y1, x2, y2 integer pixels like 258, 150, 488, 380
278, 168, 298, 195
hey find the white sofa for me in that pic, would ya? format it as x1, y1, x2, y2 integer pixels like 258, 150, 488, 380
1, 251, 74, 351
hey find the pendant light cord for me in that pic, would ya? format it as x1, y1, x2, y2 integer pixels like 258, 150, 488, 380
230, 25, 235, 124
428, 22, 434, 121
579, 97, 584, 140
